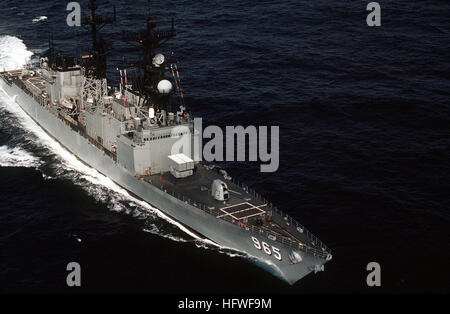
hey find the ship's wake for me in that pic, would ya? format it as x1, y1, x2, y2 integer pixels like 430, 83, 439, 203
32, 16, 48, 23
0, 35, 247, 261
0, 87, 200, 244
0, 145, 42, 168
0, 36, 33, 72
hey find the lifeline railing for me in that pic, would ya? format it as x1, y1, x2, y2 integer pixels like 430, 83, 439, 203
150, 172, 331, 260
9, 76, 330, 259
11, 76, 119, 162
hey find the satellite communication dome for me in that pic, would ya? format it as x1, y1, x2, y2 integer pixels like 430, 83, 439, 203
152, 53, 165, 67
157, 80, 173, 94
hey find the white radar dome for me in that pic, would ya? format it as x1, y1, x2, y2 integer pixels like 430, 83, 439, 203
152, 53, 165, 67
157, 80, 173, 94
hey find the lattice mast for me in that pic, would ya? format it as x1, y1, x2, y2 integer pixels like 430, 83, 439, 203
80, 0, 116, 111
119, 14, 176, 111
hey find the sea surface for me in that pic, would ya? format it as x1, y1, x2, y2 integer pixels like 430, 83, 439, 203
0, 0, 449, 293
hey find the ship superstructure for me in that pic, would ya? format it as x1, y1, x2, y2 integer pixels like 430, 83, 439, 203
0, 0, 332, 285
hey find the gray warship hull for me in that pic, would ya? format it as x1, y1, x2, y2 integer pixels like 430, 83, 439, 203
0, 76, 331, 285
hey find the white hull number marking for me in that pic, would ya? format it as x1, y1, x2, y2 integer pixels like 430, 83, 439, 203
252, 237, 282, 260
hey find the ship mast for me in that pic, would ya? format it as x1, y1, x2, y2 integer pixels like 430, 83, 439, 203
119, 13, 176, 112
80, 0, 116, 111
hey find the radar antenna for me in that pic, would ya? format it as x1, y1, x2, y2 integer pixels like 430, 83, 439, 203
118, 12, 176, 117
80, 0, 116, 112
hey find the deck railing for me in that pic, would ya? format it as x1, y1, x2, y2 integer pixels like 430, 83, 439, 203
151, 171, 331, 260
230, 175, 331, 255
9, 76, 330, 259
11, 77, 118, 162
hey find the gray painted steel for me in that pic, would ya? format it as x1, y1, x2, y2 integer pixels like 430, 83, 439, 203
1, 77, 331, 285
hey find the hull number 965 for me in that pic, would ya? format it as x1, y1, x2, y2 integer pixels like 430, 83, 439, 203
252, 237, 282, 260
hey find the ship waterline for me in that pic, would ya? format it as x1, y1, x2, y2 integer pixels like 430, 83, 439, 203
0, 0, 331, 284
0, 75, 331, 284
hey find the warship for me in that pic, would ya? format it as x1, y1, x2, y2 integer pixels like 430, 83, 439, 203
0, 0, 332, 285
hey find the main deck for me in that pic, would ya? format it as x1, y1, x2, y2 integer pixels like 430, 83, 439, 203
143, 164, 330, 259
1, 68, 331, 261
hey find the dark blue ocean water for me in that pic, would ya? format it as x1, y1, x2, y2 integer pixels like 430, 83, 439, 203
0, 0, 449, 294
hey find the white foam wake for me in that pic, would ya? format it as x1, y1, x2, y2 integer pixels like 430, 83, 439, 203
0, 145, 41, 168
0, 83, 203, 243
0, 35, 244, 259
32, 16, 47, 23
0, 35, 33, 71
